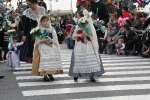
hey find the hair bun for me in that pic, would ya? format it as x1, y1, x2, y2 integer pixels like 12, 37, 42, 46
27, 0, 38, 4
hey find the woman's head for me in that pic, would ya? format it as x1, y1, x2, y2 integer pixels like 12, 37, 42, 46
142, 13, 147, 18
27, 0, 38, 9
107, 22, 114, 29
124, 20, 131, 27
60, 16, 64, 20
40, 15, 50, 28
0, 3, 4, 13
134, 12, 142, 19
123, 24, 130, 31
122, 7, 128, 13
77, 10, 84, 19
118, 38, 124, 43
116, 9, 123, 18
55, 23, 59, 27
67, 15, 72, 20
131, 13, 134, 19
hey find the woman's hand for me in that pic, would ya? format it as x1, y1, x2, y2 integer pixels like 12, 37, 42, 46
78, 31, 87, 38
83, 31, 87, 36
78, 34, 85, 38
45, 40, 53, 45
22, 36, 27, 42
39, 39, 49, 43
112, 37, 115, 41
98, 20, 104, 25
115, 44, 118, 47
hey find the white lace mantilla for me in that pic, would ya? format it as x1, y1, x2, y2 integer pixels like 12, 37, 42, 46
24, 6, 45, 21
73, 42, 101, 73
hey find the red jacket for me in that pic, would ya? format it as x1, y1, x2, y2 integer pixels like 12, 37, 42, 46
123, 12, 131, 21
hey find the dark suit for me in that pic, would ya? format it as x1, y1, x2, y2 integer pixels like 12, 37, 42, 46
90, 1, 109, 53
123, 30, 137, 53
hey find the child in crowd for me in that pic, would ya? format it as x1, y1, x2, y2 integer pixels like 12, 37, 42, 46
7, 37, 24, 70
116, 38, 125, 55
66, 25, 76, 49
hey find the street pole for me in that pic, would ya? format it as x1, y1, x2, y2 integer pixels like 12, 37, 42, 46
49, 0, 52, 11
117, 0, 119, 7
71, 0, 73, 17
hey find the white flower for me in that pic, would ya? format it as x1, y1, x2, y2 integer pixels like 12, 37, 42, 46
11, 29, 16, 32
8, 22, 11, 26
7, 29, 16, 33
30, 27, 39, 34
79, 17, 87, 24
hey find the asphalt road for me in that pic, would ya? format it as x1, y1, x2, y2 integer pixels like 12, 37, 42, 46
0, 44, 150, 100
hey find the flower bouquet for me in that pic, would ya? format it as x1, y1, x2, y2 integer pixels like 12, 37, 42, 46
5, 29, 17, 43
78, 17, 92, 36
6, 29, 17, 36
30, 26, 41, 40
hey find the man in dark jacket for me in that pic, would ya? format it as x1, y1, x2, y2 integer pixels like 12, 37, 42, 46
90, 0, 109, 53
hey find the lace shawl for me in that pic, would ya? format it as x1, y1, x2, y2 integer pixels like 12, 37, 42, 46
24, 6, 45, 21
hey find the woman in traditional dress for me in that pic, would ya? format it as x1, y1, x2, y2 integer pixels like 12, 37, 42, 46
69, 9, 104, 82
31, 15, 63, 81
22, 0, 45, 63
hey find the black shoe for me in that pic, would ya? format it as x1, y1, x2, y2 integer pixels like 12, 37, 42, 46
0, 76, 4, 79
90, 77, 96, 82
69, 47, 73, 49
43, 75, 50, 81
48, 74, 54, 81
74, 77, 78, 82
142, 54, 149, 58
133, 52, 138, 56
125, 52, 129, 56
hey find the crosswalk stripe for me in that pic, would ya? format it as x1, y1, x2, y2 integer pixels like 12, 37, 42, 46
14, 66, 150, 75
102, 59, 149, 62
15, 67, 32, 70
22, 84, 150, 96
20, 61, 150, 67
13, 69, 69, 74
28, 58, 148, 63
104, 62, 150, 65
67, 94, 150, 100
61, 56, 143, 59
16, 70, 150, 80
16, 74, 69, 80
18, 76, 150, 87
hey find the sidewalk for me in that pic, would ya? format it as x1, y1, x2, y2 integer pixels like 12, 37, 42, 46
60, 42, 68, 49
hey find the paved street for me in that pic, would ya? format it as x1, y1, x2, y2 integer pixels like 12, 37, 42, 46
1, 44, 150, 100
